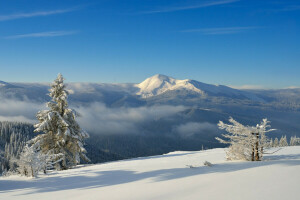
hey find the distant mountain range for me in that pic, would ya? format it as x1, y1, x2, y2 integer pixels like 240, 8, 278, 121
1, 74, 300, 162
1, 74, 300, 109
1, 74, 300, 136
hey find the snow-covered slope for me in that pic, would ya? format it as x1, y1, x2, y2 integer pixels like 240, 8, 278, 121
1, 146, 300, 200
136, 74, 205, 98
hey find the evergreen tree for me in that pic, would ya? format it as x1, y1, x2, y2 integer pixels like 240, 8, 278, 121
33, 74, 89, 170
0, 122, 35, 174
273, 137, 279, 147
269, 138, 273, 148
279, 135, 288, 147
290, 136, 295, 146
289, 136, 300, 146
216, 117, 274, 161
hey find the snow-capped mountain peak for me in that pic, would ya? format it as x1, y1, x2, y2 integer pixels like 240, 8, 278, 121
136, 74, 205, 98
134, 74, 265, 102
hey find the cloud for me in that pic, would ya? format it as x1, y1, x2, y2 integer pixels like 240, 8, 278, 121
75, 103, 186, 134
0, 7, 79, 21
0, 99, 45, 123
4, 31, 79, 39
229, 85, 266, 90
141, 0, 239, 14
284, 86, 300, 89
174, 122, 217, 137
181, 27, 257, 35
67, 83, 97, 93
0, 116, 37, 124
0, 97, 186, 134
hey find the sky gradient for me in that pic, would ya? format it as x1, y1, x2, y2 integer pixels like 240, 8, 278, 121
0, 0, 299, 88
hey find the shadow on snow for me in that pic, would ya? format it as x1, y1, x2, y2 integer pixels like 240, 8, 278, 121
0, 153, 299, 195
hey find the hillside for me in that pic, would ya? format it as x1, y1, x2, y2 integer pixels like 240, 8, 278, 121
1, 146, 299, 200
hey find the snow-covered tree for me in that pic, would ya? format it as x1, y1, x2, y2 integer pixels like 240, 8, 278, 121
273, 137, 279, 147
290, 136, 300, 146
279, 135, 288, 147
256, 118, 275, 160
32, 74, 89, 170
0, 122, 35, 174
269, 138, 273, 148
216, 117, 275, 161
16, 143, 63, 177
216, 118, 253, 161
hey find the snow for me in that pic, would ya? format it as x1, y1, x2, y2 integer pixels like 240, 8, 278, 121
135, 74, 265, 102
136, 74, 205, 98
1, 146, 300, 200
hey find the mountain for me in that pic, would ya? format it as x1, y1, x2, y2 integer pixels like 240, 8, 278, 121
1, 75, 300, 137
136, 74, 205, 98
1, 146, 300, 200
0, 81, 19, 89
0, 74, 264, 103
1, 75, 300, 166
0, 81, 7, 87
136, 74, 264, 103
0, 75, 297, 107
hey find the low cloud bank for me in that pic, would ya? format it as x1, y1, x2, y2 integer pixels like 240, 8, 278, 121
0, 99, 45, 124
174, 122, 218, 137
0, 99, 220, 136
75, 103, 186, 134
0, 99, 187, 135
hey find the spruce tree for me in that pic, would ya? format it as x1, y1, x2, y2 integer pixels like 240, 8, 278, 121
216, 118, 274, 161
33, 74, 89, 170
279, 135, 288, 147
274, 137, 279, 147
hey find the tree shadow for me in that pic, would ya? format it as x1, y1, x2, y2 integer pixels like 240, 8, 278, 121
125, 152, 198, 161
1, 152, 299, 196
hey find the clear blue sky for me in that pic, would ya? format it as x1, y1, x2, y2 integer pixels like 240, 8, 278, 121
0, 0, 299, 88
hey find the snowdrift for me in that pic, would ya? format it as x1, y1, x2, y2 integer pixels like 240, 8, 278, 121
1, 146, 300, 200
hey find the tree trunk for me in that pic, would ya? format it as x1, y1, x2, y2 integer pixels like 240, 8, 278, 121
251, 133, 255, 161
255, 133, 260, 161
31, 167, 34, 177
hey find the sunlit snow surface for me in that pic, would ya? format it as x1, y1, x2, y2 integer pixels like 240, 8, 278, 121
1, 147, 300, 200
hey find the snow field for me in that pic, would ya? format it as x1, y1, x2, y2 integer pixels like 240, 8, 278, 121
1, 147, 300, 200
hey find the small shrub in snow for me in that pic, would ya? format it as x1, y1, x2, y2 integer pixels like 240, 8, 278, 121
16, 143, 63, 177
186, 165, 197, 168
203, 161, 212, 167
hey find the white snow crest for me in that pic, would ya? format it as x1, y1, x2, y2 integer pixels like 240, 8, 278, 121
136, 74, 205, 98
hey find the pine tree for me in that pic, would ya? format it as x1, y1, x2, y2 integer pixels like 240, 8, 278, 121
279, 135, 288, 147
0, 121, 35, 174
290, 136, 295, 146
274, 137, 279, 147
216, 117, 274, 161
289, 136, 300, 146
269, 138, 273, 148
32, 74, 89, 170
216, 118, 254, 161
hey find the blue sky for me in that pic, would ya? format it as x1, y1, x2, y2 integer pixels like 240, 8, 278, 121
0, 0, 299, 88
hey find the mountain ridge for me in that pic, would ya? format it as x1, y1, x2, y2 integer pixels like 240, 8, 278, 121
0, 74, 299, 109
